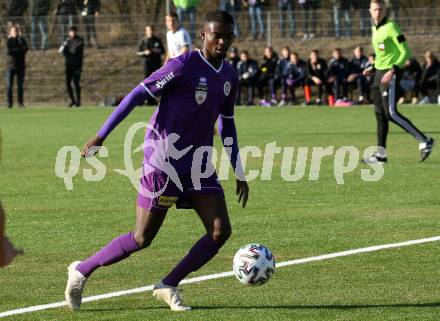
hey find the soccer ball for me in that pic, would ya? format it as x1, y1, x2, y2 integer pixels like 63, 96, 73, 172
233, 243, 275, 285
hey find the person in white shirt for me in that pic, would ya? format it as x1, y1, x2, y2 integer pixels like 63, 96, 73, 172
165, 11, 192, 61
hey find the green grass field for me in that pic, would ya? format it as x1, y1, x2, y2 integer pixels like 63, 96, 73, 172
1, 105, 439, 321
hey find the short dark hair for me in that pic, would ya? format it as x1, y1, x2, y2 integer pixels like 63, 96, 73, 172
205, 10, 235, 25
68, 25, 77, 32
166, 11, 179, 20
370, 0, 385, 5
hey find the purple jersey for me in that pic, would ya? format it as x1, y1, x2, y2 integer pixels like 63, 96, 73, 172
140, 50, 238, 174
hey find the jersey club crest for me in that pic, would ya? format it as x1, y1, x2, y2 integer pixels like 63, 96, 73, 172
195, 77, 208, 105
224, 81, 231, 96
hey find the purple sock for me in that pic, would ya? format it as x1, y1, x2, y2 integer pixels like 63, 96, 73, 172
76, 232, 140, 277
162, 235, 220, 287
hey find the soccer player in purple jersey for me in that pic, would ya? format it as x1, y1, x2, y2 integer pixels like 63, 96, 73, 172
65, 10, 249, 311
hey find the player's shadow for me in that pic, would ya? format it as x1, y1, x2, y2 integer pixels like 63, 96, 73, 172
191, 302, 440, 310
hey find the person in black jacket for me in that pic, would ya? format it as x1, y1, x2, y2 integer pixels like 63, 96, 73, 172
328, 48, 350, 101
56, 0, 79, 44
237, 50, 259, 106
81, 0, 100, 48
137, 25, 165, 105
137, 25, 165, 78
306, 49, 329, 105
31, 0, 51, 50
419, 51, 440, 105
279, 52, 307, 105
59, 26, 84, 107
258, 47, 278, 107
6, 25, 28, 108
227, 46, 240, 72
399, 57, 422, 105
277, 46, 291, 104
347, 46, 369, 103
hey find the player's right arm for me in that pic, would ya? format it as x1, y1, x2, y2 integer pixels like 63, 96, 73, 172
82, 58, 185, 157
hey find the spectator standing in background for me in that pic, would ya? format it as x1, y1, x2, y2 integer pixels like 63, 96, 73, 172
347, 46, 369, 103
299, 0, 319, 40
328, 48, 350, 102
56, 0, 79, 44
81, 0, 101, 48
6, 0, 29, 31
31, 0, 50, 50
165, 12, 192, 61
280, 52, 307, 105
138, 25, 165, 78
237, 50, 259, 105
278, 0, 295, 38
244, 0, 265, 40
173, 0, 199, 39
6, 25, 28, 108
219, 0, 241, 37
258, 47, 278, 107
137, 25, 165, 105
59, 26, 84, 107
353, 0, 370, 37
398, 58, 422, 105
227, 46, 240, 72
419, 51, 440, 105
306, 49, 329, 105
332, 0, 351, 38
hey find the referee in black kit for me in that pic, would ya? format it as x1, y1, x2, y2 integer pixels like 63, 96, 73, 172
363, 0, 434, 164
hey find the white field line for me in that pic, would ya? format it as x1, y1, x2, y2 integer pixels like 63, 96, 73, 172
1, 235, 439, 318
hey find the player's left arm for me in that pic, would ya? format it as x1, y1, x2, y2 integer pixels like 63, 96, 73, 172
218, 77, 249, 208
381, 23, 411, 85
390, 22, 411, 69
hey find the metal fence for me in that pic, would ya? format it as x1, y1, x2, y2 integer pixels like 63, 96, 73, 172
1, 7, 440, 105
1, 7, 440, 49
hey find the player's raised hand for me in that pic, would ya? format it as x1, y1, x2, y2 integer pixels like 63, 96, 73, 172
0, 237, 23, 267
236, 179, 249, 208
81, 135, 104, 158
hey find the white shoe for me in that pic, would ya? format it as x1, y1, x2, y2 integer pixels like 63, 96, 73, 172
152, 282, 192, 311
278, 99, 286, 106
362, 154, 387, 164
65, 261, 87, 311
418, 96, 430, 105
